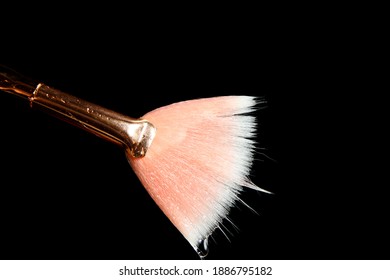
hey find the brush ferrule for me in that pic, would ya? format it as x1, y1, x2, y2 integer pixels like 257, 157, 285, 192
1, 67, 156, 158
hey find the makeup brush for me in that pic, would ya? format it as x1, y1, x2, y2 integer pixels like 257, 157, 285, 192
0, 65, 269, 258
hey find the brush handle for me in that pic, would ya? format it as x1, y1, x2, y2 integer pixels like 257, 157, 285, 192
0, 65, 37, 98
0, 65, 156, 158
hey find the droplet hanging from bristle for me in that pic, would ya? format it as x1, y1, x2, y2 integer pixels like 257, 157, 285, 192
195, 238, 209, 260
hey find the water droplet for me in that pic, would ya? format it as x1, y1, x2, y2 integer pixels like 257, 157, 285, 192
195, 238, 209, 259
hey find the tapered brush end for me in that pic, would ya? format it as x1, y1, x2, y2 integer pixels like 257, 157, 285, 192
127, 96, 265, 258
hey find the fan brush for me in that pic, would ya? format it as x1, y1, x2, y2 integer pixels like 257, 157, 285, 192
0, 65, 269, 258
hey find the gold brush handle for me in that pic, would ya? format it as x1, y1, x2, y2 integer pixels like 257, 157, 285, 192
0, 65, 38, 98
0, 65, 156, 158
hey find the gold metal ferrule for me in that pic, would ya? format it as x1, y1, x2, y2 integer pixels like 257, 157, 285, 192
0, 66, 156, 158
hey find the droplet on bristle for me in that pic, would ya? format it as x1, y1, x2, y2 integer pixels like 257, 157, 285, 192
195, 238, 209, 259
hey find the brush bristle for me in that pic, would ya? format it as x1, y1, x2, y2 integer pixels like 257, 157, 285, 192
127, 96, 265, 255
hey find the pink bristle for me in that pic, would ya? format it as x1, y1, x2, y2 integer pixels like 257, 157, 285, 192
127, 96, 265, 256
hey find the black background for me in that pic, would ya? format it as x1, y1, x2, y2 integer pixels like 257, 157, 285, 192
1, 14, 387, 260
